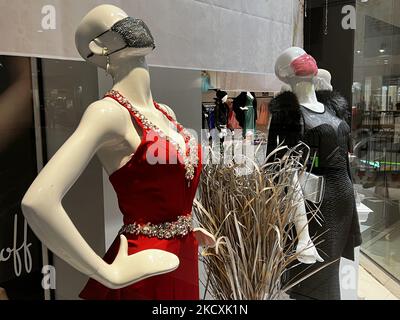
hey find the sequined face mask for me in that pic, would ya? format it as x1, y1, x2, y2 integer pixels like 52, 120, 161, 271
87, 17, 155, 58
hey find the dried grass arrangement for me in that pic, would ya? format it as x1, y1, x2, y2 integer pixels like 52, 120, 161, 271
194, 142, 324, 300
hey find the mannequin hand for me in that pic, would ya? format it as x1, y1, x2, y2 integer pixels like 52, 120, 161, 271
95, 235, 180, 289
194, 228, 216, 248
296, 240, 324, 265
219, 129, 228, 139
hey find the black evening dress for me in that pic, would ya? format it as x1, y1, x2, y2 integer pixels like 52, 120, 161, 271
267, 90, 362, 300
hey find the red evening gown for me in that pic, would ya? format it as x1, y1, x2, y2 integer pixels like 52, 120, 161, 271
79, 90, 202, 300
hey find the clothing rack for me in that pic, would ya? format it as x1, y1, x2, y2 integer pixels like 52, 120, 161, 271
255, 96, 272, 99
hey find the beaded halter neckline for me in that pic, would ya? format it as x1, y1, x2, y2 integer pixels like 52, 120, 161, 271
105, 90, 199, 183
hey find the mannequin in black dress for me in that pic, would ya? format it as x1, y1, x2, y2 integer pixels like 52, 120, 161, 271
268, 47, 361, 300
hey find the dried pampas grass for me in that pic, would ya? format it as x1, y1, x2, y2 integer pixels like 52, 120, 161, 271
194, 142, 326, 300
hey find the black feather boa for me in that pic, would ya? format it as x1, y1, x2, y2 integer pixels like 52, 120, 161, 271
268, 91, 303, 151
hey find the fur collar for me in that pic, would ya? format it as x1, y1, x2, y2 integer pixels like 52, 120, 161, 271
316, 90, 349, 121
268, 91, 303, 149
269, 90, 349, 122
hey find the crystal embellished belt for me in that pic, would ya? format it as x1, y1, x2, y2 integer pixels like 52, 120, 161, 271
118, 215, 193, 240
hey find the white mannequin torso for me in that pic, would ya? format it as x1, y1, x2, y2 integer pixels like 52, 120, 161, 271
95, 56, 187, 175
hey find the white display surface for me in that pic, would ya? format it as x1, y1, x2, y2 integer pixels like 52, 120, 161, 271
0, 0, 302, 77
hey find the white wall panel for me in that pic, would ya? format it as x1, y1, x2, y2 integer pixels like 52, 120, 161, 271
0, 0, 301, 76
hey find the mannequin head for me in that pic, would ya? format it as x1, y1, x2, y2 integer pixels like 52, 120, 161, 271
75, 5, 155, 70
275, 48, 325, 112
275, 47, 318, 84
314, 69, 333, 91
216, 90, 228, 103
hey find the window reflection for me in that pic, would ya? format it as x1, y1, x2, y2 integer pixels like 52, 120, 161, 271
352, 0, 400, 282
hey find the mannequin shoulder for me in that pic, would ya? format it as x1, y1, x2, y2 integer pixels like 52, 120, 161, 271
157, 103, 177, 120
79, 99, 130, 135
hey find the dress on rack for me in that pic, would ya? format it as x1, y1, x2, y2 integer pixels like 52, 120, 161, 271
233, 92, 257, 135
267, 91, 362, 300
256, 102, 269, 127
215, 100, 228, 132
202, 104, 216, 130
227, 101, 241, 130
80, 90, 202, 300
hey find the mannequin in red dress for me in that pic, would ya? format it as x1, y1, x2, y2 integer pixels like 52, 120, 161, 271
21, 4, 215, 300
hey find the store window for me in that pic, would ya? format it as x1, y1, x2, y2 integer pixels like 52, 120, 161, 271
39, 59, 105, 299
351, 0, 400, 282
0, 56, 104, 300
3, 0, 399, 302
0, 56, 45, 300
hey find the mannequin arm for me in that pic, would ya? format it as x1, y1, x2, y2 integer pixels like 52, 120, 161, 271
291, 171, 324, 264
21, 101, 179, 289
